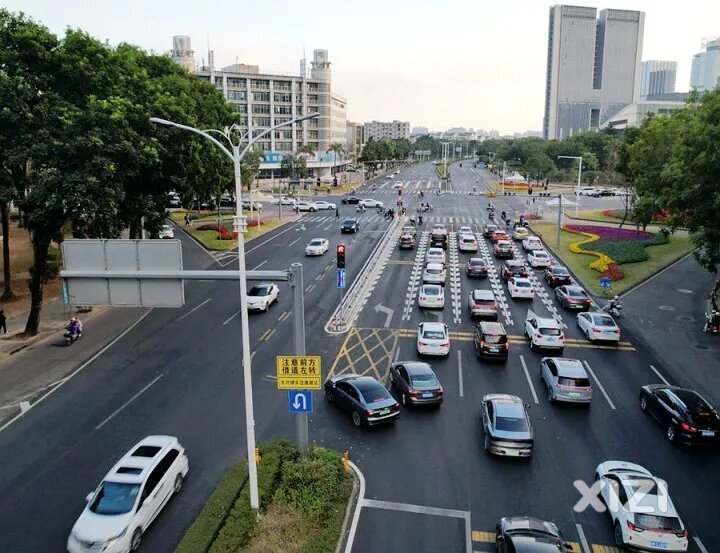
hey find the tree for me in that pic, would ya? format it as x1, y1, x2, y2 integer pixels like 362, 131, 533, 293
239, 149, 264, 192
327, 142, 345, 185
523, 153, 555, 181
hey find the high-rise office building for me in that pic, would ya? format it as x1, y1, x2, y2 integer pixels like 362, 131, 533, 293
690, 37, 720, 92
640, 60, 677, 99
543, 5, 644, 139
364, 120, 411, 141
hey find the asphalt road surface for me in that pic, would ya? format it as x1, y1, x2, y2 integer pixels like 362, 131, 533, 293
0, 162, 717, 553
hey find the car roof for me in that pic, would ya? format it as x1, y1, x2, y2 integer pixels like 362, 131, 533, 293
511, 277, 532, 284
531, 250, 549, 255
545, 357, 587, 377
422, 322, 446, 331
533, 315, 561, 328
585, 311, 615, 322
665, 387, 713, 413
478, 321, 506, 334
468, 258, 485, 264
402, 362, 435, 376
309, 238, 325, 242
427, 247, 444, 253
460, 235, 476, 240
550, 265, 569, 272
505, 259, 524, 266
107, 435, 178, 484
425, 262, 444, 270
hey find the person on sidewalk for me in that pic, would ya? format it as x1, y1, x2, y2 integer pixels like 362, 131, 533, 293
184, 213, 190, 226
335, 207, 339, 219
0, 310, 6, 334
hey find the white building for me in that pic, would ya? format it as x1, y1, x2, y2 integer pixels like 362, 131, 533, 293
690, 37, 720, 92
364, 120, 411, 141
170, 35, 195, 72
603, 100, 686, 131
187, 44, 347, 177
411, 126, 429, 136
639, 60, 677, 100
543, 5, 645, 139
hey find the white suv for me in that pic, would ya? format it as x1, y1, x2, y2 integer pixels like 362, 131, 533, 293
67, 436, 189, 553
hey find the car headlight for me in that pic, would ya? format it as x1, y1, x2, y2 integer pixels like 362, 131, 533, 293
104, 527, 128, 546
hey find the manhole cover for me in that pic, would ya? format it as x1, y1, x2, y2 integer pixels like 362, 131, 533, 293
677, 288, 694, 294
659, 305, 676, 311
675, 315, 695, 322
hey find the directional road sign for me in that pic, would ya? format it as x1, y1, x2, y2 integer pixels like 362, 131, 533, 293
337, 268, 347, 289
276, 355, 322, 390
288, 391, 313, 413
600, 277, 612, 289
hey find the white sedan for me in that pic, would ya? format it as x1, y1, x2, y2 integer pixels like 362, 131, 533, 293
417, 322, 450, 356
425, 247, 446, 265
527, 249, 552, 268
305, 238, 329, 256
359, 198, 383, 208
312, 201, 337, 210
296, 201, 315, 212
595, 461, 688, 552
279, 196, 298, 205
159, 224, 174, 239
507, 277, 535, 299
418, 284, 444, 309
577, 311, 621, 342
458, 235, 478, 252
392, 182, 404, 189
456, 226, 474, 238
246, 283, 279, 312
422, 262, 446, 285
522, 236, 543, 252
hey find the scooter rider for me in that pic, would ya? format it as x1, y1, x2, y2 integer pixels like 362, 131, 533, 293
67, 317, 82, 338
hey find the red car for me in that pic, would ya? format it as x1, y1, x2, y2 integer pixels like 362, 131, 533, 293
491, 230, 509, 243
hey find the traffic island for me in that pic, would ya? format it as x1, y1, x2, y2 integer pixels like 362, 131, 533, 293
530, 223, 693, 296
175, 441, 354, 553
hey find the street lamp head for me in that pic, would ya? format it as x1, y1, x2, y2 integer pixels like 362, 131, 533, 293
149, 117, 172, 126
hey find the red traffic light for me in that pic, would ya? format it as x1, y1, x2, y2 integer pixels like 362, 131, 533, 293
337, 245, 345, 254
336, 245, 346, 268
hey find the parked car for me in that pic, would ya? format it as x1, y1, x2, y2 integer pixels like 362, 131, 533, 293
305, 238, 329, 256
416, 322, 450, 356
67, 436, 189, 553
468, 290, 498, 320
481, 394, 534, 457
555, 285, 592, 310
418, 284, 445, 309
341, 218, 359, 233
465, 258, 488, 278
495, 517, 572, 553
540, 357, 592, 404
639, 385, 720, 445
525, 309, 564, 352
324, 374, 400, 427
577, 311, 620, 342
389, 361, 443, 407
246, 283, 279, 312
544, 265, 572, 287
594, 461, 689, 552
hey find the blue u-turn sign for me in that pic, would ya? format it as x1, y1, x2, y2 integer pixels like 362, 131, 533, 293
288, 390, 313, 413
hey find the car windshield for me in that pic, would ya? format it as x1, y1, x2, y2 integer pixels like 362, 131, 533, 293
469, 260, 485, 267
343, 219, 355, 225
162, 225, 172, 231
634, 514, 682, 532
495, 415, 529, 433
410, 374, 438, 387
423, 330, 446, 340
552, 267, 569, 275
248, 286, 269, 296
558, 377, 591, 387
593, 315, 616, 327
425, 268, 441, 275
539, 328, 561, 336
89, 482, 141, 515
423, 287, 440, 296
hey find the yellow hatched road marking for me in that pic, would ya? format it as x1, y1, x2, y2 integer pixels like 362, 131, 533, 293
259, 329, 272, 341
471, 530, 495, 543
277, 311, 290, 322
566, 542, 582, 553
592, 545, 621, 553
305, 284, 316, 293
260, 328, 276, 341
315, 273, 325, 281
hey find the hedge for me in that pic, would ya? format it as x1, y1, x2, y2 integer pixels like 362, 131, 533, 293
208, 440, 298, 553
174, 461, 249, 553
589, 234, 668, 264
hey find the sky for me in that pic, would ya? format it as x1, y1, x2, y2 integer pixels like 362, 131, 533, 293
4, 0, 720, 134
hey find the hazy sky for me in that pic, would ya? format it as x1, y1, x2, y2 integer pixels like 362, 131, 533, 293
4, 0, 720, 133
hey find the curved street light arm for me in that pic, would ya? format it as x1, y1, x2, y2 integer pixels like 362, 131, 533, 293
150, 117, 234, 161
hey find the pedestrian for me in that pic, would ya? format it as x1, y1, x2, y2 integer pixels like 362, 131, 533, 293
295, 205, 300, 215
335, 207, 339, 219
0, 310, 6, 334
184, 213, 190, 226
418, 214, 423, 226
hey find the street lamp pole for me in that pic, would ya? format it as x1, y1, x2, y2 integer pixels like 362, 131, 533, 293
557, 155, 582, 217
150, 112, 319, 510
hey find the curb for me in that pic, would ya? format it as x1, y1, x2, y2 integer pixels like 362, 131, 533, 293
339, 460, 365, 553
335, 462, 361, 553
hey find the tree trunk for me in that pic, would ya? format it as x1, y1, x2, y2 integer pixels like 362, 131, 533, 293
23, 234, 51, 336
0, 201, 16, 301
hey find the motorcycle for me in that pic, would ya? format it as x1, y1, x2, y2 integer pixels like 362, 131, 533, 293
356, 205, 366, 213
64, 328, 82, 346
608, 300, 623, 318
704, 312, 720, 335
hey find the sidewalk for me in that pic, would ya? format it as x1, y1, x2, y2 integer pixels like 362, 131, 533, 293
0, 299, 147, 428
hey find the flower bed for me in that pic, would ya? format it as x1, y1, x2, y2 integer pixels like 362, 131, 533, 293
563, 226, 615, 274
196, 224, 233, 240
565, 224, 667, 264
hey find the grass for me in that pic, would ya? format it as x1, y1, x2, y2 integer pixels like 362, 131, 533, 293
530, 222, 693, 296
185, 217, 288, 251
569, 209, 674, 227
435, 164, 448, 179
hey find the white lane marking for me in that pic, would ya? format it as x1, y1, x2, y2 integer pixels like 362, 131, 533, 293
519, 355, 539, 404
458, 350, 464, 398
223, 310, 241, 326
575, 523, 592, 553
393, 346, 401, 363
265, 374, 277, 380
251, 260, 267, 271
362, 498, 470, 519
177, 298, 212, 321
245, 219, 304, 254
95, 374, 164, 430
583, 361, 616, 410
649, 364, 670, 385
694, 537, 709, 553
19, 401, 31, 413
0, 310, 153, 434
289, 237, 301, 246
344, 460, 367, 553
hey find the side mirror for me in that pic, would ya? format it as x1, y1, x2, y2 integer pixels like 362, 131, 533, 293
525, 402, 531, 408
564, 543, 574, 551
86, 492, 94, 503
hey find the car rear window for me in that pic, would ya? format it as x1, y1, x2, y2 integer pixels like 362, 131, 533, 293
423, 330, 446, 340
634, 514, 683, 532
552, 267, 569, 275
425, 268, 442, 275
514, 281, 531, 287
476, 299, 496, 306
495, 416, 529, 433
567, 288, 588, 297
309, 240, 323, 246
470, 260, 485, 267
248, 286, 269, 296
538, 328, 561, 336
356, 381, 389, 404
423, 287, 440, 296
558, 377, 591, 387
484, 334, 507, 344
410, 374, 438, 387
594, 316, 616, 326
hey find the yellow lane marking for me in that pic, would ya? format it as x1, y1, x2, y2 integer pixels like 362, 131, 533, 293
277, 311, 290, 322
305, 284, 316, 293
259, 329, 272, 341
472, 531, 495, 543
261, 328, 276, 341
592, 545, 621, 553
251, 351, 256, 359
567, 542, 582, 553
316, 273, 325, 281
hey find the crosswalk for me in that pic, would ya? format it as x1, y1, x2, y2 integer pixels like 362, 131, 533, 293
303, 214, 492, 225
364, 180, 484, 195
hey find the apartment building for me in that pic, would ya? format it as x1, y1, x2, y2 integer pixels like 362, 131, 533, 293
364, 120, 411, 141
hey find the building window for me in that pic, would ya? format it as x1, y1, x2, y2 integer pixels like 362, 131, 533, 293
274, 105, 292, 115
227, 90, 247, 101
275, 130, 293, 139
251, 79, 270, 89
307, 82, 319, 91
214, 77, 222, 86
590, 108, 600, 129
294, 94, 303, 103
275, 142, 293, 151
227, 78, 246, 88
256, 141, 271, 151
274, 118, 291, 127
252, 117, 271, 127
274, 93, 292, 103
273, 80, 292, 90
252, 92, 270, 102
252, 104, 270, 114
234, 104, 248, 114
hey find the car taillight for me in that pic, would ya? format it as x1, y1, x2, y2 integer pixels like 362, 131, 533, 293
627, 521, 644, 533
409, 390, 422, 397
480, 340, 485, 347
559, 333, 565, 340
366, 409, 377, 416
514, 288, 519, 293
675, 530, 688, 539
504, 342, 509, 349
504, 269, 511, 276
419, 341, 429, 346
534, 333, 542, 339
592, 327, 601, 332
680, 422, 697, 433
521, 271, 528, 277
613, 329, 621, 334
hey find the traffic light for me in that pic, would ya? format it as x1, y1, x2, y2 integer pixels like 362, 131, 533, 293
336, 244, 346, 268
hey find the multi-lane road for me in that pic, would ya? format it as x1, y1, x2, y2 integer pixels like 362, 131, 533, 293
0, 162, 717, 553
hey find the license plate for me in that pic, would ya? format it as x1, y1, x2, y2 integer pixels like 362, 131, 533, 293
422, 392, 433, 398
649, 541, 667, 549
378, 408, 390, 415
547, 337, 555, 341
504, 450, 521, 457
702, 430, 715, 437
489, 348, 499, 352
568, 392, 581, 397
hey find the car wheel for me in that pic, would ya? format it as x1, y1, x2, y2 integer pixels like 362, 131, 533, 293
667, 424, 677, 442
310, 207, 316, 212
401, 393, 408, 406
174, 473, 184, 494
530, 341, 537, 351
586, 329, 594, 343
325, 389, 334, 403
130, 528, 142, 552
547, 386, 554, 403
639, 394, 648, 412
613, 521, 625, 548
352, 411, 362, 427
263, 302, 269, 312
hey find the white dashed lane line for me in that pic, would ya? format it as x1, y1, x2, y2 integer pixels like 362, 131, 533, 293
401, 231, 428, 322
448, 233, 462, 325
477, 230, 513, 326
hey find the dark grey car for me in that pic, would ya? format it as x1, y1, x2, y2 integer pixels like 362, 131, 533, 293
481, 394, 534, 458
389, 361, 443, 406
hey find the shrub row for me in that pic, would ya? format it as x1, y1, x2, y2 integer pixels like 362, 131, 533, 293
195, 224, 233, 240
590, 233, 668, 264
208, 440, 298, 553
174, 461, 249, 553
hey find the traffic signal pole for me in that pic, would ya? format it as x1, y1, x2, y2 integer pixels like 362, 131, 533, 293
289, 263, 309, 455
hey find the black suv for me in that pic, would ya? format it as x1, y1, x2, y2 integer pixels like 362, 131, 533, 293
482, 224, 498, 238
473, 321, 508, 360
544, 265, 572, 287
430, 233, 448, 250
496, 517, 572, 553
341, 218, 359, 233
